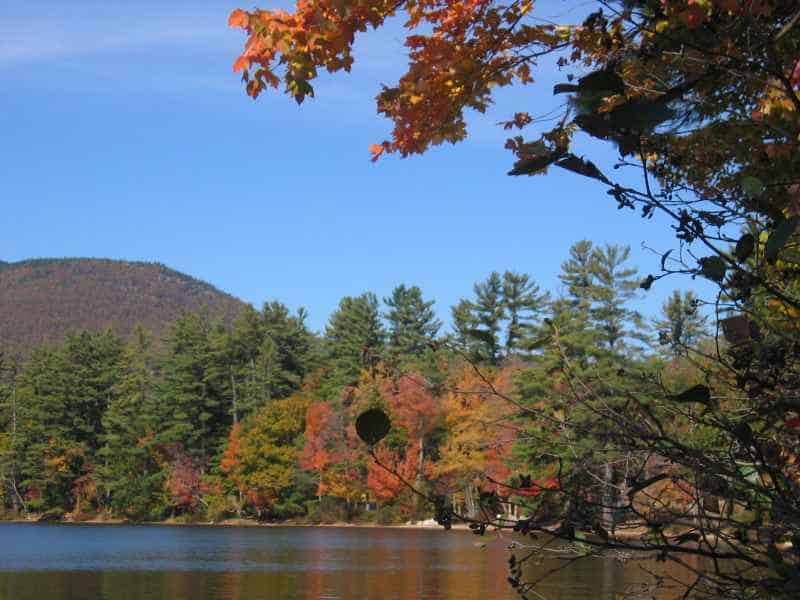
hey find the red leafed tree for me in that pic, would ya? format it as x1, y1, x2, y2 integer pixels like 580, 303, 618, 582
166, 451, 206, 513
299, 402, 335, 496
367, 444, 419, 501
220, 423, 242, 477
382, 374, 440, 441
382, 374, 441, 484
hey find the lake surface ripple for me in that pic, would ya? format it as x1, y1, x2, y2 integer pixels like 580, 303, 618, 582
0, 523, 655, 599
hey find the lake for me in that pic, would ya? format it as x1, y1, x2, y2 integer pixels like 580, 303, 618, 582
0, 523, 674, 599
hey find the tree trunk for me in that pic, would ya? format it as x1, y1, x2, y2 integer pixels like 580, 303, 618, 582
230, 368, 238, 425
9, 378, 25, 514
415, 438, 424, 513
602, 461, 615, 531
465, 484, 477, 518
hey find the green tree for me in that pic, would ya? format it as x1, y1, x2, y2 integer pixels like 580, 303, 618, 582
158, 312, 225, 465
472, 272, 506, 365
223, 392, 311, 518
257, 302, 315, 403
653, 290, 708, 357
14, 331, 123, 513
383, 284, 441, 361
502, 271, 549, 356
450, 298, 479, 357
452, 271, 548, 363
589, 244, 646, 354
0, 354, 22, 514
559, 240, 595, 302
98, 326, 165, 519
324, 293, 385, 388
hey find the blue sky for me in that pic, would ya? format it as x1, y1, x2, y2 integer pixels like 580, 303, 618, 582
0, 0, 711, 333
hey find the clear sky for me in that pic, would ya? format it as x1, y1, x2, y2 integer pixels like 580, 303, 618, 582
1, 0, 712, 333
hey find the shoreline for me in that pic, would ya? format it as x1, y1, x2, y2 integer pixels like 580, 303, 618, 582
2, 516, 472, 531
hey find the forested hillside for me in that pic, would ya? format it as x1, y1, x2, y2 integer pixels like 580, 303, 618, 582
0, 259, 245, 353
0, 242, 712, 526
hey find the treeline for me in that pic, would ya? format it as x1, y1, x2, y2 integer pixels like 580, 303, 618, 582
0, 240, 708, 523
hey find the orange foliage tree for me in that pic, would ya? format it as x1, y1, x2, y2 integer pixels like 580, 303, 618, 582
165, 450, 207, 514
429, 366, 516, 515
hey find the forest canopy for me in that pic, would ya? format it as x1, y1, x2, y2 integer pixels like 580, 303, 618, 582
224, 1, 800, 597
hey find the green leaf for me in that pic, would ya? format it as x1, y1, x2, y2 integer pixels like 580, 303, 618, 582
734, 233, 755, 262
521, 335, 551, 351
672, 384, 711, 405
464, 328, 496, 345
698, 256, 727, 282
356, 408, 391, 445
765, 216, 799, 263
741, 176, 765, 198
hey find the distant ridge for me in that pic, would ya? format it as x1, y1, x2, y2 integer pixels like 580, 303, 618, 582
0, 258, 246, 354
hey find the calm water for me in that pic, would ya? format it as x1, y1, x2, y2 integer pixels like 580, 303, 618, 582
0, 523, 672, 599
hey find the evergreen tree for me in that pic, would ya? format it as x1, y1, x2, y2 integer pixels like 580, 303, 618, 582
590, 244, 646, 354
653, 290, 708, 357
98, 326, 164, 518
158, 312, 225, 464
61, 330, 124, 454
450, 298, 479, 357
515, 242, 649, 530
502, 271, 549, 356
324, 293, 385, 387
384, 284, 441, 359
558, 241, 645, 355
13, 346, 70, 511
559, 240, 595, 302
255, 302, 314, 404
452, 271, 547, 363
472, 272, 506, 364
204, 321, 238, 423
13, 331, 123, 513
0, 354, 22, 513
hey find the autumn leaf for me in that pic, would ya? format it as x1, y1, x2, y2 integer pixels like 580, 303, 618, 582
369, 144, 386, 162
228, 9, 249, 29
232, 55, 250, 73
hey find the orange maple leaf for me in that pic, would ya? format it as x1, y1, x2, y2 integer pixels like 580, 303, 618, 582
232, 54, 250, 73
369, 143, 386, 162
229, 9, 250, 29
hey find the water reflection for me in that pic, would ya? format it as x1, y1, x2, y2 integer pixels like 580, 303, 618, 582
0, 524, 695, 600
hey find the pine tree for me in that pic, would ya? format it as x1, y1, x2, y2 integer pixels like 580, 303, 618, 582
257, 302, 314, 403
502, 271, 549, 356
559, 240, 595, 302
590, 244, 646, 354
452, 272, 547, 364
13, 332, 123, 513
515, 242, 649, 530
324, 293, 385, 387
450, 298, 479, 357
0, 354, 22, 513
653, 290, 708, 357
384, 284, 441, 361
98, 326, 164, 518
158, 312, 225, 465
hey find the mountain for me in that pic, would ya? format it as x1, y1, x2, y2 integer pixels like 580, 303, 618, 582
0, 258, 246, 354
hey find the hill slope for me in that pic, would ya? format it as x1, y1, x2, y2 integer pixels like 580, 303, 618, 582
0, 258, 246, 353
